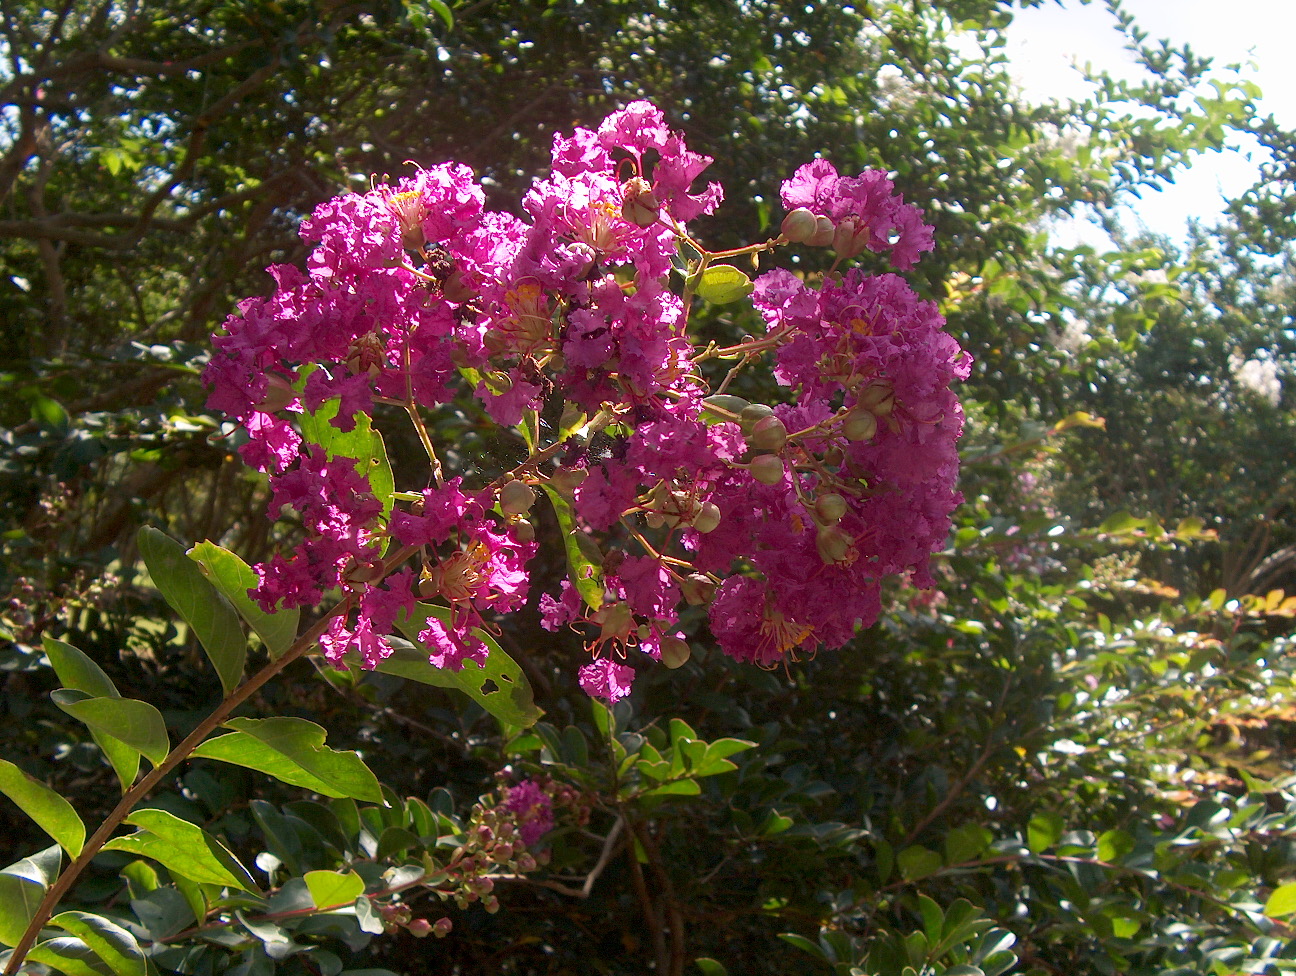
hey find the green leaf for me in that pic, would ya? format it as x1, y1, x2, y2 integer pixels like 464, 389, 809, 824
695, 264, 754, 304
41, 638, 139, 792
42, 637, 119, 699
386, 604, 542, 728
191, 717, 382, 802
102, 809, 259, 892
49, 912, 146, 976
0, 873, 44, 948
1265, 882, 1296, 918
897, 845, 943, 881
641, 779, 701, 798
0, 845, 60, 947
541, 485, 603, 610
1027, 812, 1064, 853
51, 691, 169, 766
27, 937, 116, 976
778, 933, 828, 961
304, 870, 365, 910
944, 823, 992, 865
693, 958, 730, 976
1096, 828, 1134, 863
138, 527, 247, 695
298, 400, 395, 516
0, 760, 85, 858
426, 0, 454, 30
189, 542, 299, 658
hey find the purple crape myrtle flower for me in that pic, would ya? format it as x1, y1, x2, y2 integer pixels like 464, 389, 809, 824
504, 780, 555, 848
204, 99, 969, 702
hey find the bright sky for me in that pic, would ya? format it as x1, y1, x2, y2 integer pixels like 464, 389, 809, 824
1003, 0, 1296, 244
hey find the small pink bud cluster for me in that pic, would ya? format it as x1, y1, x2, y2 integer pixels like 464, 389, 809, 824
204, 101, 967, 699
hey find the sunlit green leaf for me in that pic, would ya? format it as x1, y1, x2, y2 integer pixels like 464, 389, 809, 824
0, 760, 85, 858
188, 542, 299, 658
103, 809, 258, 892
192, 717, 382, 802
385, 604, 542, 728
49, 912, 146, 976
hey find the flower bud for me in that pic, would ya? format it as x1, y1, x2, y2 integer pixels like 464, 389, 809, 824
692, 501, 722, 534
749, 415, 788, 451
343, 559, 385, 585
739, 403, 775, 433
433, 917, 453, 938
442, 269, 476, 304
659, 635, 691, 669
842, 409, 877, 441
857, 381, 896, 417
832, 215, 870, 259
680, 573, 717, 605
621, 176, 661, 228
809, 215, 835, 247
512, 518, 536, 544
814, 493, 848, 525
499, 479, 536, 516
816, 524, 854, 564
550, 466, 587, 492
256, 373, 297, 413
749, 454, 785, 485
780, 207, 819, 243
408, 918, 433, 938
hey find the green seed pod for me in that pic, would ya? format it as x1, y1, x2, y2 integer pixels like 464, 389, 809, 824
512, 518, 536, 544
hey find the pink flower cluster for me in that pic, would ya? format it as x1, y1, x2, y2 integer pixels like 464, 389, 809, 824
204, 101, 968, 699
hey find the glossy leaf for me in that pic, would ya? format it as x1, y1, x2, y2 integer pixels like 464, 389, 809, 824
102, 809, 259, 892
1265, 882, 1296, 918
41, 637, 139, 793
0, 845, 60, 948
304, 870, 365, 910
138, 526, 247, 695
386, 604, 542, 728
191, 715, 381, 798
49, 912, 146, 976
51, 691, 169, 766
188, 542, 299, 658
191, 717, 383, 803
0, 759, 85, 857
26, 937, 115, 976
